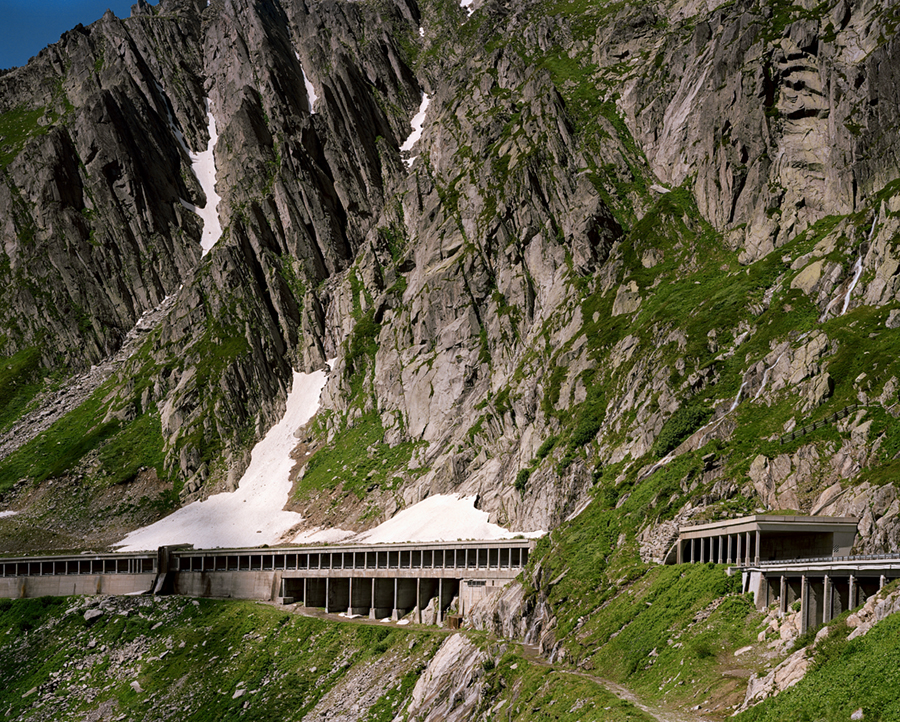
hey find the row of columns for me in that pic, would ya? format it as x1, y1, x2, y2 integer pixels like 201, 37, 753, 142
686, 530, 760, 565
178, 546, 529, 573
281, 576, 459, 624
1, 557, 156, 577
763, 573, 887, 634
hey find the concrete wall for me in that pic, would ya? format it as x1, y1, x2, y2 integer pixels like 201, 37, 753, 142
172, 571, 280, 600
0, 574, 154, 599
459, 578, 507, 615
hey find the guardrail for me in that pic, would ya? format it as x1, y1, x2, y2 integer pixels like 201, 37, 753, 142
779, 404, 859, 445
755, 552, 900, 566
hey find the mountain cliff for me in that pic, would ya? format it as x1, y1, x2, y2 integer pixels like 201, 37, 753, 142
3, 0, 900, 593
3, 0, 900, 716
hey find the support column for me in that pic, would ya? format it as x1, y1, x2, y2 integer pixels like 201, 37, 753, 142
325, 578, 330, 614
849, 575, 857, 609
780, 575, 787, 615
823, 576, 833, 624
736, 534, 742, 566
689, 539, 694, 564
727, 535, 733, 564
755, 530, 761, 565
392, 578, 399, 620
417, 578, 422, 623
881, 575, 887, 590
438, 579, 443, 625
800, 575, 809, 635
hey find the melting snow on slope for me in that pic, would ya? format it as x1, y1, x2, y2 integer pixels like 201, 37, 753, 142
400, 92, 430, 167
294, 494, 544, 545
116, 365, 330, 551
0, 511, 18, 519
295, 52, 318, 113
178, 99, 223, 255
460, 0, 475, 17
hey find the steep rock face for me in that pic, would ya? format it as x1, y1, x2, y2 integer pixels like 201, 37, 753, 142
3, 0, 900, 560
1, 0, 424, 492
621, 0, 899, 263
404, 634, 488, 722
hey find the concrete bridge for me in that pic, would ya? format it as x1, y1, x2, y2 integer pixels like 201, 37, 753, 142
742, 554, 900, 634
0, 539, 534, 624
672, 514, 858, 566
672, 514, 900, 634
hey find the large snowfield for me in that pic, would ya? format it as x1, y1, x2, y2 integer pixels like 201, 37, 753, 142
117, 362, 541, 551
116, 366, 329, 551
295, 494, 544, 545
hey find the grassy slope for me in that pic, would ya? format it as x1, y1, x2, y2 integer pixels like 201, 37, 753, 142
737, 608, 900, 721
0, 596, 656, 722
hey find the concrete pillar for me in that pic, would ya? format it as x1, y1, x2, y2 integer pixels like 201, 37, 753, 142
736, 534, 742, 566
881, 575, 887, 590
800, 575, 809, 635
849, 575, 857, 609
437, 579, 443, 625
416, 578, 422, 623
823, 576, 833, 624
755, 530, 761, 565
392, 578, 399, 620
689, 539, 694, 563
727, 534, 733, 564
780, 575, 787, 615
745, 532, 751, 565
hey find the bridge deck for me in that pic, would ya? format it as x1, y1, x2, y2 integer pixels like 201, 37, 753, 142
0, 540, 535, 623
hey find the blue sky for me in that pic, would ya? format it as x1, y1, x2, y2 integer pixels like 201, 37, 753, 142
0, 1, 156, 69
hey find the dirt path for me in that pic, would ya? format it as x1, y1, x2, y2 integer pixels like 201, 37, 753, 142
271, 604, 719, 722
519, 643, 716, 722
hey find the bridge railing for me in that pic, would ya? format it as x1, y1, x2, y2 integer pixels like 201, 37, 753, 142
752, 552, 900, 567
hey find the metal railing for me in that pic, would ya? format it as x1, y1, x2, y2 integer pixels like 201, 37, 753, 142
779, 404, 859, 445
755, 552, 900, 566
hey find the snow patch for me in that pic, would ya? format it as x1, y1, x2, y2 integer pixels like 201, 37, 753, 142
0, 510, 18, 519
293, 527, 355, 544
178, 99, 222, 255
295, 52, 318, 113
157, 84, 222, 255
115, 364, 330, 551
460, 0, 475, 17
418, 26, 424, 37
400, 93, 430, 167
295, 494, 543, 545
